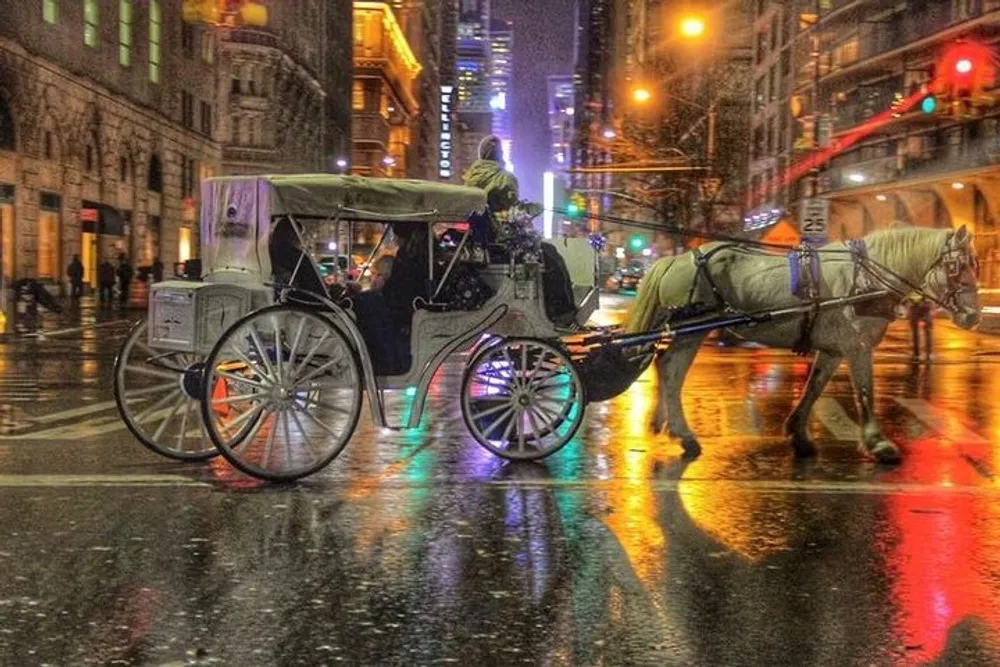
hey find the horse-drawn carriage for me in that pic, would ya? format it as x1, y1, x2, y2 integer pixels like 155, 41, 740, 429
113, 174, 619, 482
113, 174, 982, 481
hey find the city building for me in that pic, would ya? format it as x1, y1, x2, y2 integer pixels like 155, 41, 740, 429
571, 0, 752, 257
218, 2, 334, 176
489, 19, 513, 172
438, 0, 461, 181
351, 1, 422, 177
455, 0, 492, 178
547, 74, 575, 171
0, 0, 220, 292
394, 0, 444, 180
748, 0, 1000, 286
325, 0, 355, 173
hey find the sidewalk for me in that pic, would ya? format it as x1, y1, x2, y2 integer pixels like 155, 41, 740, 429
3, 294, 141, 340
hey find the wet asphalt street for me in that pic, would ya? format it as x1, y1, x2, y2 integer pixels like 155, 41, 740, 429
2, 296, 1000, 666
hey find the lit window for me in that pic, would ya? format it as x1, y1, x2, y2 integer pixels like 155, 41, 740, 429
149, 0, 161, 83
84, 0, 99, 47
201, 31, 214, 64
119, 0, 132, 66
352, 81, 365, 110
43, 0, 57, 24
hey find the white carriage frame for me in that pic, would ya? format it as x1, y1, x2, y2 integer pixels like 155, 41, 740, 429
146, 174, 600, 434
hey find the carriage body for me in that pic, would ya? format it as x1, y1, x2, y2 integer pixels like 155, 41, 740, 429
114, 174, 601, 481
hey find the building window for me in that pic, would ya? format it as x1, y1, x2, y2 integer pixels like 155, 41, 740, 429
182, 23, 194, 57
85, 144, 94, 171
768, 64, 776, 102
181, 91, 194, 128
770, 14, 778, 51
149, 0, 161, 83
43, 131, 53, 160
84, 0, 99, 47
119, 0, 132, 66
38, 193, 61, 281
147, 154, 162, 192
832, 36, 859, 69
232, 117, 242, 145
201, 32, 214, 64
754, 76, 765, 112
200, 101, 212, 137
352, 81, 365, 110
231, 78, 241, 95
43, 0, 57, 24
119, 155, 130, 182
180, 157, 197, 198
0, 100, 16, 151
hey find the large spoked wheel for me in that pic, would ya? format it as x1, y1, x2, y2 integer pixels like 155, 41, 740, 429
461, 338, 586, 460
200, 304, 363, 482
113, 320, 218, 461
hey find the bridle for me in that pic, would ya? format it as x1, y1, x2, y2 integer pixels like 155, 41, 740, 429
849, 235, 978, 315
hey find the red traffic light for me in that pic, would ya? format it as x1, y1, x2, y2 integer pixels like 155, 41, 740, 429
934, 42, 996, 96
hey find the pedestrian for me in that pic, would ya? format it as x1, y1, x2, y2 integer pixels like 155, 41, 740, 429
67, 254, 84, 300
908, 295, 934, 362
116, 253, 134, 307
97, 259, 115, 308
151, 256, 164, 283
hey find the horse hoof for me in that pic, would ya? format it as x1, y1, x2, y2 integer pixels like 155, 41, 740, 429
790, 435, 817, 458
868, 440, 902, 464
680, 437, 702, 459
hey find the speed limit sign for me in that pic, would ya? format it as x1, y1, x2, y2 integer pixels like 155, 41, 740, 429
800, 198, 829, 245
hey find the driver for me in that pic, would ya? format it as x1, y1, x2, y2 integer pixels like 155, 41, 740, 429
464, 135, 578, 328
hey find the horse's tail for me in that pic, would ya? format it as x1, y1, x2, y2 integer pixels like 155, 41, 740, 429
625, 256, 677, 334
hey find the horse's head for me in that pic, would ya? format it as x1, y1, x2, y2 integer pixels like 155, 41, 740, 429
922, 225, 981, 329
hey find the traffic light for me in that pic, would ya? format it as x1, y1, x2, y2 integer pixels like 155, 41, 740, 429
921, 94, 938, 114
934, 42, 996, 101
629, 235, 645, 252
566, 192, 586, 218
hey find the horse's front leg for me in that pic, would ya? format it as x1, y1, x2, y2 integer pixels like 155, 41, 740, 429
845, 347, 901, 463
784, 350, 842, 457
654, 334, 706, 458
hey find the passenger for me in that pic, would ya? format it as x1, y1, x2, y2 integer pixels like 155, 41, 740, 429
369, 255, 394, 291
464, 135, 578, 327
269, 217, 327, 297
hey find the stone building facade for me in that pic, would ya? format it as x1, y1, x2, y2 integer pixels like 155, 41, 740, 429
218, 1, 330, 175
0, 0, 220, 290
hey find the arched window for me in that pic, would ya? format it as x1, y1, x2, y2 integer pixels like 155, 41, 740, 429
0, 98, 14, 151
147, 154, 162, 192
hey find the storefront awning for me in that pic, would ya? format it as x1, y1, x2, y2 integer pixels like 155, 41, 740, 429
81, 201, 126, 236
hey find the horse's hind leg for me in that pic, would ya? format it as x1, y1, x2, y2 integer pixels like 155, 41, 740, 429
654, 334, 707, 458
784, 351, 842, 457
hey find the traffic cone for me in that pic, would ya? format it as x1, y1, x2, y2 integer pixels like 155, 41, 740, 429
211, 376, 230, 418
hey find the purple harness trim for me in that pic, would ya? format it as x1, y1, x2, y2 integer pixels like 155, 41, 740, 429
788, 248, 822, 298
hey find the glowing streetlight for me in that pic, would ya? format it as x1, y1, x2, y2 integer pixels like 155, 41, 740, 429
632, 87, 652, 104
603, 128, 617, 139
680, 16, 706, 39
956, 58, 974, 74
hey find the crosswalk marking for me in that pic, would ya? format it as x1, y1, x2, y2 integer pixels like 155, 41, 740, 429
894, 398, 990, 445
813, 397, 858, 441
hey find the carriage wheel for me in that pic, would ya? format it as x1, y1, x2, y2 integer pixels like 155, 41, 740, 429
114, 320, 219, 461
200, 304, 363, 482
461, 338, 585, 460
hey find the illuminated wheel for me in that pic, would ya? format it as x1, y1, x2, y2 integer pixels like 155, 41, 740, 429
461, 338, 585, 460
200, 304, 362, 482
114, 320, 218, 461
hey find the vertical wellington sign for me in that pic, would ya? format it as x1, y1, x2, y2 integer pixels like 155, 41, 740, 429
439, 86, 454, 179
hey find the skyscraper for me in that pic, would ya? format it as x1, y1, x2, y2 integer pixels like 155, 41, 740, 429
456, 0, 492, 177
489, 19, 513, 172
547, 74, 575, 172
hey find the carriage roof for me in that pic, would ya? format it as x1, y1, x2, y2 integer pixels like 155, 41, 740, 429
205, 174, 488, 224
199, 174, 488, 281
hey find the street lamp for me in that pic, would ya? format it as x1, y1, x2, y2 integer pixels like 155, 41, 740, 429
679, 16, 706, 39
632, 87, 652, 104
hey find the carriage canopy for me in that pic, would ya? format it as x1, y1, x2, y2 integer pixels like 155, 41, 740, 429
200, 174, 489, 279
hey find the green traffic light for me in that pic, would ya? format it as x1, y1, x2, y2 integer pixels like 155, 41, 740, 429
566, 202, 581, 217
629, 235, 645, 250
921, 95, 937, 114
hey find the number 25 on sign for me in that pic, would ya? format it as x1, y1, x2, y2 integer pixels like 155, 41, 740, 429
800, 198, 829, 235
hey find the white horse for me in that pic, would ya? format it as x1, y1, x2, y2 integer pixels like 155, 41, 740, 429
626, 226, 981, 463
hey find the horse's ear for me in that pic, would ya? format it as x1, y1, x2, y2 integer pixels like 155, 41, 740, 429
954, 224, 970, 244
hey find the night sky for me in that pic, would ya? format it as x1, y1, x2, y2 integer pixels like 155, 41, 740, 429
492, 0, 575, 203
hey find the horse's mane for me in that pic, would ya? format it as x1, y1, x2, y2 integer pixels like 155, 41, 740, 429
843, 227, 949, 282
